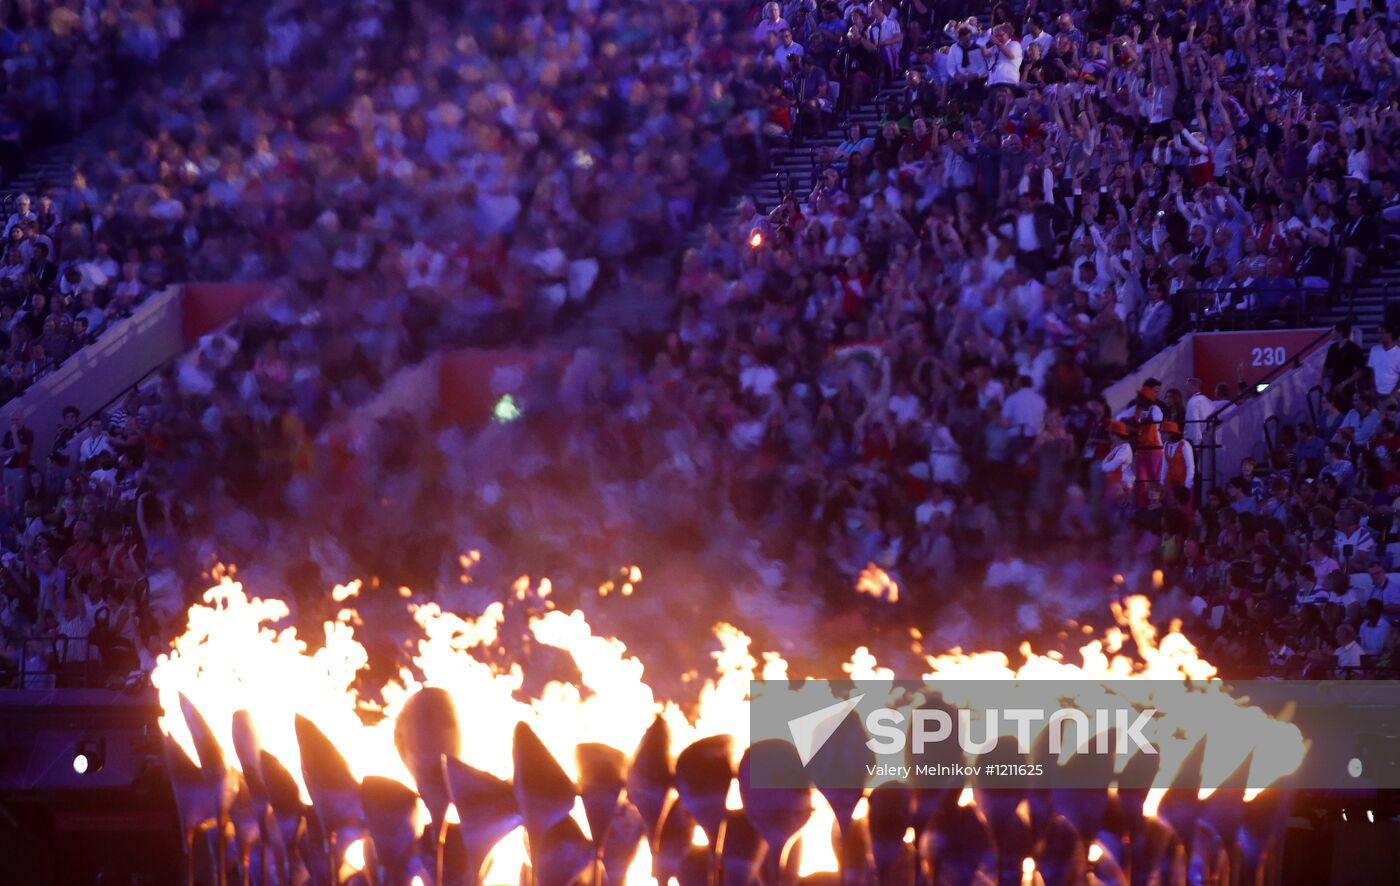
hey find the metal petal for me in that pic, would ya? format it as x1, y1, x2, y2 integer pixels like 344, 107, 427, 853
512, 722, 577, 841
442, 753, 523, 884
601, 802, 646, 886
533, 816, 593, 886
737, 742, 811, 872
394, 687, 461, 828
867, 782, 912, 883
362, 775, 421, 880
720, 809, 767, 886
674, 734, 733, 843
627, 715, 673, 843
576, 742, 628, 848
295, 715, 364, 839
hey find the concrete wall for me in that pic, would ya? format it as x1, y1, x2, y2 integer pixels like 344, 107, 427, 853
1102, 336, 1195, 414
0, 286, 184, 454
1210, 344, 1326, 478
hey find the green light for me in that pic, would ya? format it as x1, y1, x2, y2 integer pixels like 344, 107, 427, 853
493, 393, 521, 423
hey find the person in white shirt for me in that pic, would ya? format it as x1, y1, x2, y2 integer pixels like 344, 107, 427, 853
1294, 571, 1332, 609
78, 416, 115, 467
946, 25, 987, 102
1183, 377, 1228, 446
1307, 539, 1341, 586
771, 28, 804, 70
1001, 375, 1046, 439
867, 2, 902, 81
1359, 600, 1393, 656
887, 378, 921, 426
754, 2, 789, 46
1369, 323, 1400, 398
1136, 287, 1173, 354
144, 543, 187, 629
1334, 623, 1364, 670
1336, 510, 1377, 563
5, 194, 36, 237
56, 592, 94, 664
984, 24, 1023, 88
1022, 16, 1052, 56
914, 483, 955, 526
739, 361, 778, 397
1382, 566, 1400, 623
824, 218, 861, 259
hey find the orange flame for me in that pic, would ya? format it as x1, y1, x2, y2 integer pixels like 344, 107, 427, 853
855, 563, 899, 603
154, 580, 1303, 882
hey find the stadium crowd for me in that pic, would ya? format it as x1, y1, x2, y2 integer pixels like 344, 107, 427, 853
0, 0, 815, 685
0, 0, 196, 177
3, 0, 1400, 686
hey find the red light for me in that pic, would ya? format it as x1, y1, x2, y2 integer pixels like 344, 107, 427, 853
749, 229, 764, 249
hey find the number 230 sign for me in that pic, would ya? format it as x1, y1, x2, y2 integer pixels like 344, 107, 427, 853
1192, 329, 1329, 393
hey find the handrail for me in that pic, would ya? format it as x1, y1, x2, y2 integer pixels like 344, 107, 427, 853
1204, 327, 1332, 422
1168, 284, 1333, 338
1262, 415, 1280, 454
1195, 325, 1333, 492
1307, 384, 1324, 428
14, 633, 96, 688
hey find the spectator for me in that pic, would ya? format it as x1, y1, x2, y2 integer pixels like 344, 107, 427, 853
1342, 395, 1382, 445
1360, 599, 1394, 657
1002, 375, 1047, 442
1118, 381, 1163, 505
1159, 421, 1194, 499
1324, 322, 1367, 395
1370, 324, 1400, 399
1334, 622, 1364, 670
1, 418, 33, 511
1335, 508, 1376, 564
985, 23, 1023, 89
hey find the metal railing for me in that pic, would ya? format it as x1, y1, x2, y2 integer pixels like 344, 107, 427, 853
13, 633, 97, 688
1167, 285, 1334, 339
1193, 326, 1334, 492
1170, 276, 1400, 341
1308, 384, 1324, 427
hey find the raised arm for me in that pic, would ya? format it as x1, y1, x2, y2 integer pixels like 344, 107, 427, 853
1213, 81, 1235, 137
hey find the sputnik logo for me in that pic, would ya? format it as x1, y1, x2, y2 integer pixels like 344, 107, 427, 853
787, 694, 865, 765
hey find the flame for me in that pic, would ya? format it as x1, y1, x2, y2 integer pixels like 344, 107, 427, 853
458, 550, 482, 584
797, 791, 839, 877
332, 581, 361, 603
155, 580, 1304, 883
920, 594, 1305, 808
343, 838, 367, 872
1021, 856, 1039, 886
855, 563, 899, 603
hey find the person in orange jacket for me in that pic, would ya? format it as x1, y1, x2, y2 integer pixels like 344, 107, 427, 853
1158, 421, 1195, 501
1117, 381, 1163, 506
1100, 420, 1135, 508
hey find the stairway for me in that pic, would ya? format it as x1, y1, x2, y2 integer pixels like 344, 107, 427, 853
740, 85, 902, 218
562, 84, 907, 351
747, 95, 889, 213
0, 124, 111, 216
1301, 265, 1400, 345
